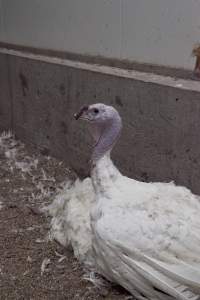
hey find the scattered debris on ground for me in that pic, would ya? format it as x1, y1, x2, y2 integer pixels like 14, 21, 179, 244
0, 132, 132, 300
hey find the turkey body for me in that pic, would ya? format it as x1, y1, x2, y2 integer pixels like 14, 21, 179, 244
90, 154, 200, 300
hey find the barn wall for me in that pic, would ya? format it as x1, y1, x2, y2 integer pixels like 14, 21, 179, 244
0, 0, 199, 70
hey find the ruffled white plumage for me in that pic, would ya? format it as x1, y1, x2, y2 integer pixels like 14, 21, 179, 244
90, 154, 200, 299
47, 178, 94, 264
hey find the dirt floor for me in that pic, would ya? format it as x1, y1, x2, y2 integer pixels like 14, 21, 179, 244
0, 133, 133, 300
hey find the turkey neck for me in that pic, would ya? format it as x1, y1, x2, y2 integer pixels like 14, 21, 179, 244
90, 116, 122, 195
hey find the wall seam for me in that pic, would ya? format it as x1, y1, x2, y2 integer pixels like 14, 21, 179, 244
6, 55, 14, 129
119, 0, 123, 59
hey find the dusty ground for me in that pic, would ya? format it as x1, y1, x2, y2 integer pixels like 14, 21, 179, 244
0, 133, 132, 300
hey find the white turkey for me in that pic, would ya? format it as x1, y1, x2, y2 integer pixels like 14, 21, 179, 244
48, 103, 200, 300
72, 103, 200, 300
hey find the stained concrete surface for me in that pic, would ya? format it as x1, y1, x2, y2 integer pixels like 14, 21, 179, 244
1, 52, 200, 195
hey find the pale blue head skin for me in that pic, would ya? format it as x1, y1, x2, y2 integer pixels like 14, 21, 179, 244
75, 103, 122, 162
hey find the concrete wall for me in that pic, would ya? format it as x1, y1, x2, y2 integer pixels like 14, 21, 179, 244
1, 51, 200, 195
0, 0, 199, 70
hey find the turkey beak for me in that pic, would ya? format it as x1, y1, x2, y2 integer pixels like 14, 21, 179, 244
74, 106, 89, 120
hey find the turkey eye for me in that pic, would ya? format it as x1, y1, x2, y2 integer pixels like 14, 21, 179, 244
93, 108, 99, 114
